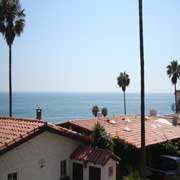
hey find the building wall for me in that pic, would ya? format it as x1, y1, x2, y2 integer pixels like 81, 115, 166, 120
176, 91, 180, 112
0, 132, 81, 180
72, 159, 117, 180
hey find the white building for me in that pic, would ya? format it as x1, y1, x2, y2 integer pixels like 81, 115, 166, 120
0, 117, 119, 180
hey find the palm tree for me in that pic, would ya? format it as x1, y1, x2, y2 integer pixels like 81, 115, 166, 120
0, 0, 6, 38
101, 107, 108, 117
92, 105, 99, 117
117, 72, 130, 115
0, 1, 4, 31
167, 60, 180, 114
0, 0, 25, 116
138, 0, 146, 179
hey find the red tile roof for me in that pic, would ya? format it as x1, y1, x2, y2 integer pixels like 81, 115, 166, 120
71, 146, 120, 166
60, 115, 180, 149
0, 117, 90, 155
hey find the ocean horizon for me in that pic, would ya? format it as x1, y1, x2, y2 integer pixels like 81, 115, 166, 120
0, 92, 174, 123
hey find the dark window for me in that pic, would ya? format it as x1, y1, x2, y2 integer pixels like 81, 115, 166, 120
60, 160, 67, 177
8, 172, 17, 180
89, 166, 101, 180
73, 163, 83, 180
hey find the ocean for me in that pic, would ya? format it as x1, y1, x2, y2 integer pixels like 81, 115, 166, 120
0, 92, 174, 124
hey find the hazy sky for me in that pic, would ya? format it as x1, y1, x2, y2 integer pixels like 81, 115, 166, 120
0, 0, 180, 93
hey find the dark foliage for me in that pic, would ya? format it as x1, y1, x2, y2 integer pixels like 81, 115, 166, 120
92, 105, 99, 117
92, 122, 113, 150
117, 72, 130, 115
113, 138, 140, 179
166, 60, 180, 113
101, 107, 108, 117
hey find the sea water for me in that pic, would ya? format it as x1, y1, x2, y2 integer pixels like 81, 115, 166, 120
0, 92, 174, 123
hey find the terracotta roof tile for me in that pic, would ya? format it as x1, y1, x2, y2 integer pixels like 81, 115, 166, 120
61, 115, 180, 149
0, 117, 45, 150
71, 146, 120, 166
0, 117, 90, 155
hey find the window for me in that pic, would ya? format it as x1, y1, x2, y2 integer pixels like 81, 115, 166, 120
89, 166, 101, 180
8, 172, 17, 180
60, 160, 67, 177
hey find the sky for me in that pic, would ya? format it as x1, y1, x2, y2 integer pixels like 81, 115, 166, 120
0, 0, 180, 93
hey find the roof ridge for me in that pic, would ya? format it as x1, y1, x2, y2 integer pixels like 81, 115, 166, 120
0, 116, 46, 123
71, 145, 120, 166
47, 123, 91, 140
60, 115, 140, 123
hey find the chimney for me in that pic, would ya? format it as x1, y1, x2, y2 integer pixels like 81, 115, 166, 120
150, 109, 157, 116
36, 107, 42, 120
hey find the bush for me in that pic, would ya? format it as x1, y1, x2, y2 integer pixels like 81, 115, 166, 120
149, 141, 180, 161
123, 171, 150, 180
92, 122, 113, 150
123, 171, 140, 180
113, 138, 140, 178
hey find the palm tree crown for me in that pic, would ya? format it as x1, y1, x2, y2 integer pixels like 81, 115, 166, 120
117, 72, 130, 92
0, 0, 25, 46
117, 72, 130, 115
167, 60, 180, 85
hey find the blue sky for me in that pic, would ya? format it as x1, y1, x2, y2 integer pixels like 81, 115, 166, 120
0, 0, 180, 93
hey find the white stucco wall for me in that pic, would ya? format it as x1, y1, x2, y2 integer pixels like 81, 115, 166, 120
0, 132, 81, 180
103, 159, 117, 180
72, 159, 117, 180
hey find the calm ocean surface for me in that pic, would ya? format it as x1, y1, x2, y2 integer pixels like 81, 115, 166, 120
0, 93, 174, 123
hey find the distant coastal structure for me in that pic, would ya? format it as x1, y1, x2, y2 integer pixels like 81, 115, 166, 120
175, 90, 180, 113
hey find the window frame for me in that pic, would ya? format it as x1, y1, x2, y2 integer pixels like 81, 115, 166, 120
8, 172, 17, 180
60, 160, 67, 177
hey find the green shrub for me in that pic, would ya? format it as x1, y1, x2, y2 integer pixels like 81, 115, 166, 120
92, 122, 113, 150
123, 171, 140, 180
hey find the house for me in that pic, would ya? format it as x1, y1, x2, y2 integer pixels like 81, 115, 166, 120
0, 117, 119, 180
59, 115, 180, 149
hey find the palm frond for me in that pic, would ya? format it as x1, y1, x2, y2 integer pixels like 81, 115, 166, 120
167, 60, 180, 85
117, 71, 130, 92
0, 0, 25, 45
15, 18, 24, 36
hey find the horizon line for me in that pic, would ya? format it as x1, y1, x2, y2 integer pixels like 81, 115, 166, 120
0, 91, 174, 94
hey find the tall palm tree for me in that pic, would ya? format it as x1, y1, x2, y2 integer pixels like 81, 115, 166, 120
167, 60, 180, 114
0, 0, 25, 116
117, 72, 130, 115
138, 0, 146, 179
0, 0, 6, 37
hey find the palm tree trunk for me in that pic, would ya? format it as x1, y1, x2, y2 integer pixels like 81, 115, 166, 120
175, 83, 177, 113
138, 0, 146, 179
124, 91, 126, 115
9, 45, 12, 117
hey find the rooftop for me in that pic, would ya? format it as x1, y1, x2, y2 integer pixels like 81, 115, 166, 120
60, 115, 180, 149
0, 116, 90, 155
71, 146, 120, 166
